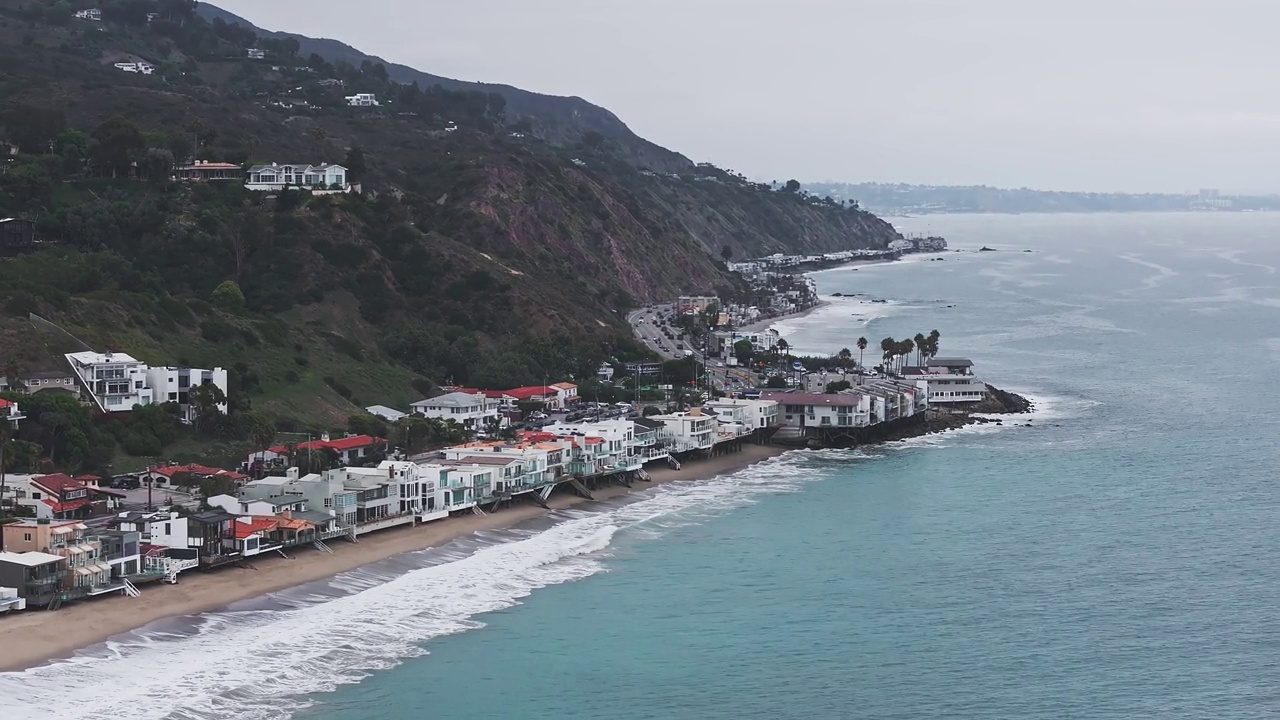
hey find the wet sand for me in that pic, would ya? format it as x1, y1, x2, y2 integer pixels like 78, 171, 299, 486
0, 444, 788, 673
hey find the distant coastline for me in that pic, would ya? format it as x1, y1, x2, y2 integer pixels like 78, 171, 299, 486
803, 182, 1280, 215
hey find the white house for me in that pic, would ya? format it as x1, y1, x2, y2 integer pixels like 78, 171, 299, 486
247, 48, 266, 59
345, 93, 379, 107
902, 358, 985, 406
410, 392, 500, 430
206, 494, 306, 517
550, 382, 578, 405
64, 351, 154, 413
114, 61, 154, 75
704, 398, 780, 432
74, 8, 102, 21
245, 163, 350, 193
763, 391, 872, 430
365, 405, 406, 422
646, 411, 717, 452
64, 351, 227, 417
144, 366, 229, 423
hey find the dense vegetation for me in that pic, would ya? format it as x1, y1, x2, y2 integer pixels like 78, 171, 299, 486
0, 0, 900, 472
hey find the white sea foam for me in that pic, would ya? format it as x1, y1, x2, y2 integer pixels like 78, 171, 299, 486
1118, 253, 1179, 291
0, 453, 825, 720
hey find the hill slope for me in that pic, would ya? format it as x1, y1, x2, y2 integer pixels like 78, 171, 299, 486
0, 0, 901, 437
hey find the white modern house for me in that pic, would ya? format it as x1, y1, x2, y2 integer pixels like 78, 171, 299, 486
74, 8, 102, 20
704, 398, 780, 432
410, 392, 500, 430
114, 61, 155, 75
247, 48, 266, 59
902, 358, 986, 406
244, 163, 350, 193
345, 93, 379, 106
646, 411, 717, 452
64, 351, 227, 419
145, 366, 229, 423
64, 351, 153, 412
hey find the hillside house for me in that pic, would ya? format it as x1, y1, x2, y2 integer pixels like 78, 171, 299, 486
245, 163, 350, 193
247, 48, 266, 59
74, 8, 102, 21
0, 218, 37, 255
175, 161, 242, 182
345, 93, 379, 107
114, 61, 155, 75
0, 370, 79, 396
410, 392, 500, 429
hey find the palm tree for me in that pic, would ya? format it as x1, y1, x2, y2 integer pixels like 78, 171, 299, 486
838, 347, 852, 372
777, 338, 789, 359
927, 329, 941, 362
856, 337, 868, 371
913, 333, 927, 366
899, 339, 915, 374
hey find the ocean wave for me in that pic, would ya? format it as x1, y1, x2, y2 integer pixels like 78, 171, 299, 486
0, 453, 825, 720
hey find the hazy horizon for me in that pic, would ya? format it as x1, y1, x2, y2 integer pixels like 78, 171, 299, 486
214, 0, 1280, 195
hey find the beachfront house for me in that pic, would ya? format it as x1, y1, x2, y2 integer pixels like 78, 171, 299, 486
901, 358, 985, 406
647, 411, 717, 453
0, 552, 66, 609
1, 519, 124, 600
145, 509, 240, 568
703, 398, 781, 433
762, 391, 872, 429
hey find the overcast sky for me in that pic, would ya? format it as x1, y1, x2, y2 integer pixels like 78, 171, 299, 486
217, 0, 1279, 193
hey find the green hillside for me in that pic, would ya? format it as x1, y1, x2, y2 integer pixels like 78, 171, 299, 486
0, 0, 901, 472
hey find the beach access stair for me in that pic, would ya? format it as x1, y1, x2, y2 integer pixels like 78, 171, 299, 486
312, 539, 335, 554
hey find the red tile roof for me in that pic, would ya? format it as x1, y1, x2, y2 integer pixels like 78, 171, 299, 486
268, 435, 385, 454
503, 386, 558, 400
232, 517, 278, 539
32, 473, 85, 495
0, 398, 14, 408
42, 498, 90, 513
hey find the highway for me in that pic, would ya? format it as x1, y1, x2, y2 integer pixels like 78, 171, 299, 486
628, 303, 759, 393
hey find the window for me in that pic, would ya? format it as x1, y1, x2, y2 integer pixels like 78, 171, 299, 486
107, 397, 122, 406
164, 523, 171, 534
23, 532, 31, 542
324, 497, 333, 509
31, 492, 40, 500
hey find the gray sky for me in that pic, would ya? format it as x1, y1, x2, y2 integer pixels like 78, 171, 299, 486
216, 0, 1280, 194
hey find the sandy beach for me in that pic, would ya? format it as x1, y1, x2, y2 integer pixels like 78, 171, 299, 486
0, 443, 788, 673
736, 258, 900, 334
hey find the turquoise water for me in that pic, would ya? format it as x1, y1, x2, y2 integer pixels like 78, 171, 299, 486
304, 213, 1278, 719
2, 213, 1276, 719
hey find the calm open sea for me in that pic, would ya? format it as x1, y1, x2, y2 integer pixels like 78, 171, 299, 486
2, 213, 1277, 719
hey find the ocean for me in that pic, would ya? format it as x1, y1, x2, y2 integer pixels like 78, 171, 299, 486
2, 212, 1277, 719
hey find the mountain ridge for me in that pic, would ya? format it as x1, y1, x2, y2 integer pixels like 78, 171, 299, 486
194, 2, 693, 173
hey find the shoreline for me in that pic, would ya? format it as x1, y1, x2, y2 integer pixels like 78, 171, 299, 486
0, 444, 787, 674
734, 256, 906, 334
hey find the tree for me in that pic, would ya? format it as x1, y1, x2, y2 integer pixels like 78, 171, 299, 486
879, 337, 895, 369
1, 104, 65, 153
825, 380, 852, 393
898, 339, 915, 374
733, 339, 754, 365
926, 329, 941, 361
765, 376, 788, 389
777, 338, 790, 358
140, 147, 174, 181
344, 146, 367, 180
198, 475, 238, 500
914, 333, 927, 366
856, 337, 868, 379
210, 280, 245, 311
188, 383, 227, 433
720, 245, 733, 262
783, 179, 801, 193
838, 347, 852, 371
88, 117, 144, 177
